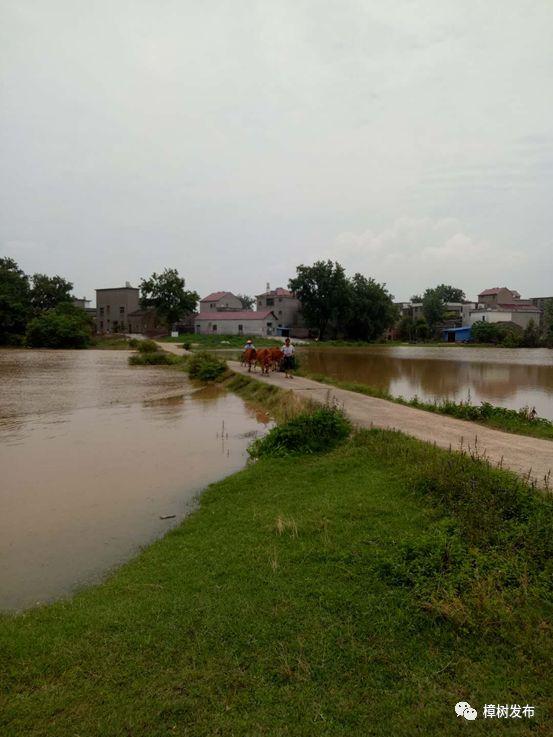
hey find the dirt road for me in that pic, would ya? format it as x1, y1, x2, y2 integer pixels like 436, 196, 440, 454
157, 342, 552, 487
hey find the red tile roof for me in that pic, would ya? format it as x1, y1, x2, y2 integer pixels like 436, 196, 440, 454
496, 303, 540, 312
200, 291, 234, 302
195, 310, 276, 321
478, 287, 521, 298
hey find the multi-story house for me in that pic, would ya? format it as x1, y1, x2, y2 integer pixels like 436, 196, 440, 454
255, 285, 305, 337
96, 283, 140, 333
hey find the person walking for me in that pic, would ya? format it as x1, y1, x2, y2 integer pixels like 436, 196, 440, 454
281, 337, 295, 379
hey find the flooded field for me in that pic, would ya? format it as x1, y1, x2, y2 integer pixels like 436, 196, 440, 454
0, 350, 270, 611
300, 346, 553, 420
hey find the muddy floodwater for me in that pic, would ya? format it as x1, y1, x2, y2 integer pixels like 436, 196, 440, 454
0, 349, 270, 611
301, 346, 553, 421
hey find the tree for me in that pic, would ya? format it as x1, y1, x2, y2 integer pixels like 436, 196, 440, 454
521, 318, 540, 348
139, 268, 199, 328
422, 288, 445, 333
433, 284, 466, 303
30, 273, 73, 314
0, 257, 31, 344
397, 315, 415, 341
410, 294, 423, 303
543, 298, 553, 348
289, 260, 350, 339
236, 293, 255, 310
26, 303, 93, 348
343, 274, 397, 341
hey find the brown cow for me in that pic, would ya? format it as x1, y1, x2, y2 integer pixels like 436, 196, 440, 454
269, 347, 284, 372
255, 348, 272, 375
242, 347, 257, 372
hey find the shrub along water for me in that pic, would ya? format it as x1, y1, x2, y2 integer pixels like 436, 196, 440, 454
187, 351, 228, 381
129, 352, 182, 366
136, 338, 160, 353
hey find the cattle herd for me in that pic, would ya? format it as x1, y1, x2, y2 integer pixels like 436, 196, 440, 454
241, 347, 284, 374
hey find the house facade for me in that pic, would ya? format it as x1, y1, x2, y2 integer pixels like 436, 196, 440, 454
256, 286, 305, 337
470, 286, 542, 329
96, 284, 140, 333
194, 310, 278, 336
199, 291, 243, 313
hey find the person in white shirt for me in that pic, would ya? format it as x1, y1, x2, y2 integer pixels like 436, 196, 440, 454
281, 337, 295, 378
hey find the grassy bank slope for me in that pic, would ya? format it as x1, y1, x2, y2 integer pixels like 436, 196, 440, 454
2, 425, 551, 736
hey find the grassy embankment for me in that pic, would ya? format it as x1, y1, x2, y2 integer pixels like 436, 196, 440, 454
160, 334, 282, 349
296, 368, 553, 442
1, 360, 552, 736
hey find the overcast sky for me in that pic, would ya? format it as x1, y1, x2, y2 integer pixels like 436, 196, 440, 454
2, 0, 552, 304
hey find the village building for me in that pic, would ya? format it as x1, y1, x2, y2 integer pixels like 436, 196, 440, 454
96, 283, 140, 333
469, 287, 542, 330
194, 310, 279, 336
199, 291, 243, 313
255, 285, 306, 337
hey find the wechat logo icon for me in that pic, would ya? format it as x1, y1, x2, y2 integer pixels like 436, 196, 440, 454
455, 701, 478, 721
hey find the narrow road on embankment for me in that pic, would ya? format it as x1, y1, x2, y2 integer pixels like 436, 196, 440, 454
157, 342, 553, 488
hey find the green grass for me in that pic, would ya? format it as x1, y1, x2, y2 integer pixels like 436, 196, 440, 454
1, 421, 551, 735
296, 370, 553, 442
129, 352, 184, 366
160, 334, 283, 349
90, 335, 135, 350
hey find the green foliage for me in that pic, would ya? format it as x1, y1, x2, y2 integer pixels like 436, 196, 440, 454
471, 320, 523, 346
30, 273, 73, 314
543, 298, 553, 347
343, 273, 397, 341
25, 303, 93, 348
414, 318, 430, 341
248, 405, 351, 458
521, 318, 540, 347
289, 260, 350, 339
139, 268, 199, 328
421, 288, 445, 331
187, 351, 227, 381
235, 293, 255, 309
136, 338, 159, 353
433, 283, 465, 303
129, 351, 180, 365
0, 257, 31, 343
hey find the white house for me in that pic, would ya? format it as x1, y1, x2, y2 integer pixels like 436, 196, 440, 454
468, 305, 541, 329
194, 310, 279, 336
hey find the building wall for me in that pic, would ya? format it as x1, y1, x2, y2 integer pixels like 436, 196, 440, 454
468, 310, 541, 329
478, 288, 518, 306
199, 294, 242, 313
256, 294, 303, 328
194, 318, 276, 336
96, 288, 140, 333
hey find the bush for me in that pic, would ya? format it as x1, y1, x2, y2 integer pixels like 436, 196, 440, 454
137, 339, 159, 353
128, 338, 140, 348
248, 405, 351, 458
187, 351, 227, 381
26, 304, 93, 348
182, 342, 191, 351
129, 352, 179, 365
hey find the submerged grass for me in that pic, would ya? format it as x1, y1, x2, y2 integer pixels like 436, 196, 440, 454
1, 417, 551, 736
297, 370, 553, 441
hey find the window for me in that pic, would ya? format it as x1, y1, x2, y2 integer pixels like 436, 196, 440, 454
119, 306, 125, 314
266, 298, 274, 306
99, 307, 104, 316
100, 321, 103, 329
278, 298, 282, 302
212, 324, 217, 332
278, 310, 282, 315
106, 305, 111, 314
238, 324, 243, 333
266, 322, 272, 327
210, 303, 215, 308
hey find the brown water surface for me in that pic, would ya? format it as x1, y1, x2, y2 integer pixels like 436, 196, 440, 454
0, 350, 270, 611
300, 346, 553, 420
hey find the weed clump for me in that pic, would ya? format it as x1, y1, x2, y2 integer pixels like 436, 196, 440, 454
129, 352, 180, 365
188, 352, 227, 381
136, 339, 159, 353
249, 405, 351, 458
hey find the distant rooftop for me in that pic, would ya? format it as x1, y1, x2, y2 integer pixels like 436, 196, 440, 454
200, 291, 235, 302
195, 310, 276, 321
256, 287, 295, 298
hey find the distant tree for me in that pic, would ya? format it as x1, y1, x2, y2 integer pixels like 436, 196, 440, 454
397, 315, 415, 341
410, 294, 423, 303
471, 321, 502, 344
543, 298, 553, 348
521, 318, 540, 348
0, 257, 31, 344
422, 288, 446, 333
414, 319, 430, 341
236, 293, 255, 310
343, 274, 397, 341
139, 268, 199, 328
26, 303, 93, 348
433, 284, 466, 303
289, 260, 350, 339
30, 273, 73, 314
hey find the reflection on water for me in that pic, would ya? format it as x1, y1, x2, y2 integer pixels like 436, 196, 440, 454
0, 350, 270, 611
301, 346, 553, 420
